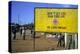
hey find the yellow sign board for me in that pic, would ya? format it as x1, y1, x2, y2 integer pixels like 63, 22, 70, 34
35, 8, 78, 33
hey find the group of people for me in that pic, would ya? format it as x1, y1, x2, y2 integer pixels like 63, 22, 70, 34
12, 26, 34, 40
12, 26, 25, 40
12, 26, 65, 47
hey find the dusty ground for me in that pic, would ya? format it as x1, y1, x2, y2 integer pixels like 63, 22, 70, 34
11, 36, 65, 53
11, 31, 65, 53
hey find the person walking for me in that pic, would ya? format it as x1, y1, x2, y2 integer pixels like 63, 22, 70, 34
13, 26, 17, 40
23, 27, 26, 40
57, 34, 62, 47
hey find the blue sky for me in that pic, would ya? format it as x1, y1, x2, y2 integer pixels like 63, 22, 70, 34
10, 1, 78, 25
